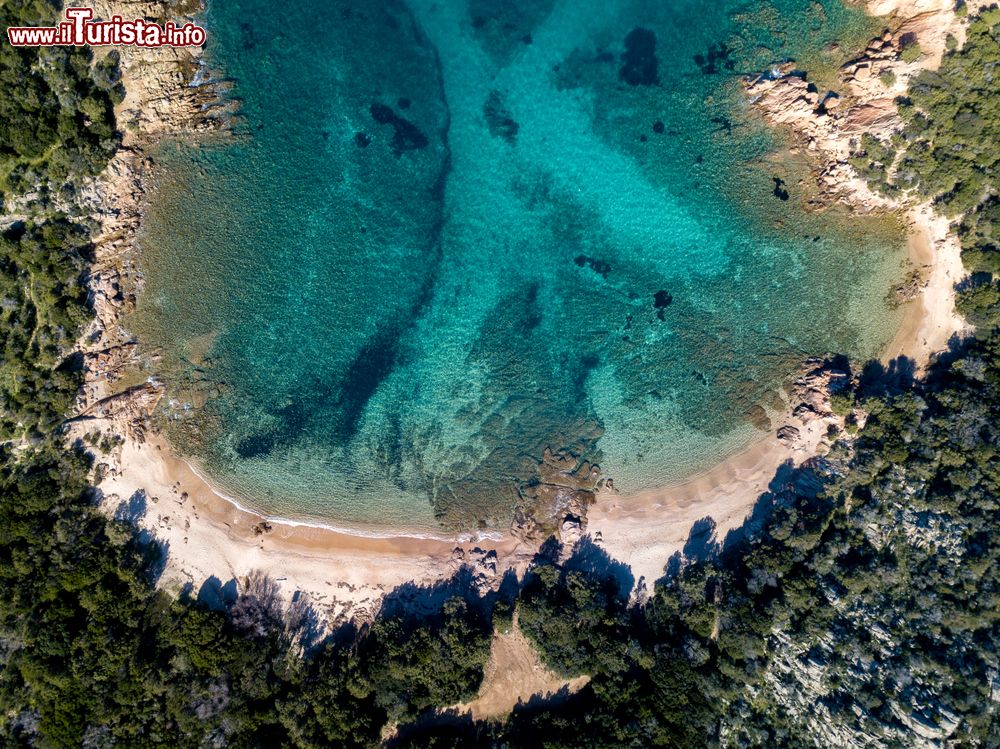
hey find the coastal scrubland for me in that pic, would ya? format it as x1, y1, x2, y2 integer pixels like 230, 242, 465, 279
1, 2, 999, 749
0, 0, 120, 198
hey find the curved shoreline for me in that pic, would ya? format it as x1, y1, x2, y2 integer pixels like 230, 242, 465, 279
93, 431, 533, 621
180, 456, 493, 543
77, 0, 972, 617
88, 196, 955, 611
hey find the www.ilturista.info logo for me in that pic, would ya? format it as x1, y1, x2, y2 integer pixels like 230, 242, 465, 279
7, 7, 206, 47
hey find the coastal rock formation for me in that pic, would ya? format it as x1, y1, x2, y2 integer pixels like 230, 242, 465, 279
74, 0, 234, 443
511, 447, 603, 543
450, 547, 501, 596
776, 358, 856, 450
775, 424, 801, 444
788, 358, 852, 417
90, 1, 237, 137
743, 0, 975, 212
72, 382, 164, 442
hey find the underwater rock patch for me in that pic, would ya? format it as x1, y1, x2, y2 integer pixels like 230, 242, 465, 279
772, 176, 790, 201
369, 102, 429, 156
654, 289, 673, 320
574, 254, 611, 278
483, 90, 519, 143
693, 42, 735, 74
619, 27, 659, 86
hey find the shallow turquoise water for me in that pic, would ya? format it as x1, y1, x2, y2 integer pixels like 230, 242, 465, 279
137, 0, 906, 531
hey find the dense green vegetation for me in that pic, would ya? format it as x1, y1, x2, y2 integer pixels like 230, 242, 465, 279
850, 9, 1000, 214
0, 220, 93, 439
1, 4, 999, 748
0, 0, 121, 199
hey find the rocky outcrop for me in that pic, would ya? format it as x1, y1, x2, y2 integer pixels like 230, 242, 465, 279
89, 0, 237, 136
450, 547, 501, 596
743, 0, 974, 212
70, 381, 164, 441
788, 358, 853, 418
511, 448, 605, 544
74, 1, 235, 442
768, 356, 863, 465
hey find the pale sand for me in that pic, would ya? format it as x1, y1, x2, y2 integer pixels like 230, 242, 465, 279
882, 206, 970, 366
448, 612, 590, 721
94, 431, 534, 622
589, 206, 969, 587
587, 424, 829, 589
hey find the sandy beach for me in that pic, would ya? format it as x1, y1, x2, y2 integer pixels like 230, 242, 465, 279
589, 208, 968, 585
882, 206, 969, 365
90, 432, 533, 621
85, 195, 965, 614
78, 0, 972, 624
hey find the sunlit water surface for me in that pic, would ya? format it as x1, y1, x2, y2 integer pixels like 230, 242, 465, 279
135, 0, 906, 531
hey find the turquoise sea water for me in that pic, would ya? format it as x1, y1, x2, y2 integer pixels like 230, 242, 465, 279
136, 0, 906, 532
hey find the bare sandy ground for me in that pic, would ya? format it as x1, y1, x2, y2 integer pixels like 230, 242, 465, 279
589, 204, 968, 586
447, 611, 590, 721
882, 206, 970, 365
94, 432, 534, 622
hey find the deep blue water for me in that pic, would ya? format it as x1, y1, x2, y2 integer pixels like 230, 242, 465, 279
136, 0, 906, 531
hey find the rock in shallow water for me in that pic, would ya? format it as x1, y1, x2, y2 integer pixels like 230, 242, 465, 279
619, 27, 659, 86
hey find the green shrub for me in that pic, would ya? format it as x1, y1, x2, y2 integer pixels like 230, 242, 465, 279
830, 390, 856, 417
900, 42, 924, 64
